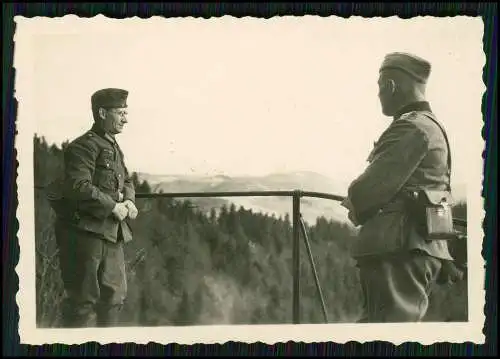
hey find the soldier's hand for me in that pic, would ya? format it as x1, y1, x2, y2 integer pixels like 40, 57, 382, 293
436, 260, 465, 285
348, 210, 360, 226
112, 202, 129, 221
341, 197, 354, 211
124, 200, 139, 220
118, 191, 124, 202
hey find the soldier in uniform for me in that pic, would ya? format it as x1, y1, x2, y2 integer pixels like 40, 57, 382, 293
341, 53, 464, 322
48, 88, 139, 327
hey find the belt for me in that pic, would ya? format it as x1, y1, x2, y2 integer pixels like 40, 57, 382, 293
379, 199, 408, 214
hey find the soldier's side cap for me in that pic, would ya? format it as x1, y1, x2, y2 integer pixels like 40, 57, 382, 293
380, 52, 431, 84
91, 88, 128, 109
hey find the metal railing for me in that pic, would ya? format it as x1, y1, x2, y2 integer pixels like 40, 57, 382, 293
134, 189, 467, 324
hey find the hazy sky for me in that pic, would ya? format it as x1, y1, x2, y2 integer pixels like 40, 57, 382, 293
24, 16, 484, 187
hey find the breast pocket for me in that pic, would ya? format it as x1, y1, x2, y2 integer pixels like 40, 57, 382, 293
94, 150, 117, 191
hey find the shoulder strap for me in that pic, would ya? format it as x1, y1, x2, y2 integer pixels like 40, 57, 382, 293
422, 112, 452, 192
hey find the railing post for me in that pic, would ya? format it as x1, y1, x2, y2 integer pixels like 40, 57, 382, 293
292, 190, 301, 324
299, 215, 329, 323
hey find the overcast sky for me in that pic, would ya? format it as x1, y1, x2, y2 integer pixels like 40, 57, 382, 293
20, 16, 484, 188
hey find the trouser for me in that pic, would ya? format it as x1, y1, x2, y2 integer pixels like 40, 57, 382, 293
54, 221, 127, 328
356, 249, 443, 323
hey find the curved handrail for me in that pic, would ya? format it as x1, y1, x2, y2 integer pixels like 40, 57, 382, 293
134, 189, 467, 227
37, 186, 467, 324
132, 188, 467, 324
35, 185, 467, 227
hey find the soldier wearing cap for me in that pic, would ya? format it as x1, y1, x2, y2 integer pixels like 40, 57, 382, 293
341, 53, 464, 322
48, 88, 139, 327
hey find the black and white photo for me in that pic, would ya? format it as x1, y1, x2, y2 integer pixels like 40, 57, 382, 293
14, 15, 485, 345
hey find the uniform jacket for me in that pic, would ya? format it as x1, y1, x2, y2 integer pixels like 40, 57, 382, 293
49, 123, 136, 243
346, 101, 453, 260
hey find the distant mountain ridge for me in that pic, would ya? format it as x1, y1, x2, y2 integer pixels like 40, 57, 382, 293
136, 171, 351, 224
135, 170, 467, 224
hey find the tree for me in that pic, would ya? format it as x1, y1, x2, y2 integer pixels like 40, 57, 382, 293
209, 208, 217, 224
33, 135, 469, 327
130, 172, 141, 188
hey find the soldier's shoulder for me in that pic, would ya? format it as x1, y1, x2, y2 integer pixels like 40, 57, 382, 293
397, 110, 429, 124
391, 111, 425, 134
67, 130, 103, 151
397, 111, 442, 138
405, 111, 446, 139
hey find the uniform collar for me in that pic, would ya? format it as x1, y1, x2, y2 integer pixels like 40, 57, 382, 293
393, 101, 432, 121
91, 122, 117, 145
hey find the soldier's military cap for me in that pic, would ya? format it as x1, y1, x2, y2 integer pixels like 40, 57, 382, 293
91, 88, 128, 109
380, 52, 432, 84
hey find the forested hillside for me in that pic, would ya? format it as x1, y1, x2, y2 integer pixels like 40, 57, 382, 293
33, 135, 468, 328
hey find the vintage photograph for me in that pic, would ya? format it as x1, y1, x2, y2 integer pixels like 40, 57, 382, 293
15, 15, 485, 345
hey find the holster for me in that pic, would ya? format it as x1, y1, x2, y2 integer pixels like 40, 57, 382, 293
404, 189, 458, 240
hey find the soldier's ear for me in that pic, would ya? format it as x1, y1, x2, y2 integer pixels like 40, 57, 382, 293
387, 79, 397, 95
98, 107, 107, 120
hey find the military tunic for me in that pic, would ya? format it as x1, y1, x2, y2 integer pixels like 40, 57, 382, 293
50, 122, 136, 327
345, 101, 454, 322
59, 123, 135, 243
348, 101, 453, 261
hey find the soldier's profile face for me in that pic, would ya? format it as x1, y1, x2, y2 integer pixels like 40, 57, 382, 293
101, 107, 128, 135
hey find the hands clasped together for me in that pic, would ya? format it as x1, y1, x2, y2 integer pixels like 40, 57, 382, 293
112, 192, 139, 221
